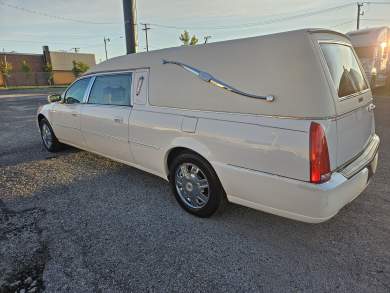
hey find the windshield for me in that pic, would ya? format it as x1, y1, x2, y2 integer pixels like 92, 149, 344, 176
320, 43, 368, 98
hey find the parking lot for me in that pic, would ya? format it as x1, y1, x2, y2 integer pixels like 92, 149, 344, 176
0, 91, 389, 292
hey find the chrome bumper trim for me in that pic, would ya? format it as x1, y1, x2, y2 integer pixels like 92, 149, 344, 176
339, 135, 380, 179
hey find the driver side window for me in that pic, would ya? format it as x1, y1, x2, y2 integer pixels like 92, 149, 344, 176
64, 78, 91, 103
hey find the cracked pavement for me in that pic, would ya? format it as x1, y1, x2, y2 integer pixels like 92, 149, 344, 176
0, 91, 389, 292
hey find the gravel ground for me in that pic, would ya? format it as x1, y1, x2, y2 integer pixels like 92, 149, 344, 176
0, 92, 389, 292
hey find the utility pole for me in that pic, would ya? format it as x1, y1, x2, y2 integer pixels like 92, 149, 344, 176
104, 37, 110, 60
357, 2, 364, 30
122, 0, 137, 54
2, 48, 6, 64
141, 23, 151, 52
204, 35, 212, 44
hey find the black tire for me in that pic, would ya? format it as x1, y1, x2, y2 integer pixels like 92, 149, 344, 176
169, 152, 225, 217
39, 118, 63, 152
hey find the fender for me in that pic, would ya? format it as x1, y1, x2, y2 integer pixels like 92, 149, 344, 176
37, 102, 55, 128
162, 136, 214, 177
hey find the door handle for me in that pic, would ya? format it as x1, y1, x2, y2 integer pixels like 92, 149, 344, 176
368, 104, 376, 112
113, 117, 123, 123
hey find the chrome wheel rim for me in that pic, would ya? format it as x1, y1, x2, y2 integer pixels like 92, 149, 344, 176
175, 163, 210, 209
41, 123, 52, 148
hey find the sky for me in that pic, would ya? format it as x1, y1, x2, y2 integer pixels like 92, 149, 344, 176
1, 0, 390, 63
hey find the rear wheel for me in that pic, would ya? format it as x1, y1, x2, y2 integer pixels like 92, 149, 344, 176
39, 118, 62, 152
169, 152, 225, 217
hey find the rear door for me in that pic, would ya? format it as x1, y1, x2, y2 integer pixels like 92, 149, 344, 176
316, 35, 375, 167
80, 72, 135, 163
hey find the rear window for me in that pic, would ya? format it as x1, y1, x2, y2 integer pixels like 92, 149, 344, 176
320, 43, 368, 98
88, 73, 132, 106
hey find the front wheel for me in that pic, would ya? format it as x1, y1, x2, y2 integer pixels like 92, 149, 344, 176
169, 152, 225, 217
39, 118, 63, 152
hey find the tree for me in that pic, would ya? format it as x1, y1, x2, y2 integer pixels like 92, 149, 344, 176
179, 30, 199, 46
43, 63, 54, 85
72, 60, 89, 77
0, 58, 13, 88
21, 60, 32, 77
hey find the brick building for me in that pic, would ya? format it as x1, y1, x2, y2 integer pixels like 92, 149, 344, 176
0, 46, 95, 87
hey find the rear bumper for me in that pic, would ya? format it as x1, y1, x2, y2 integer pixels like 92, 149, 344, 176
213, 135, 379, 223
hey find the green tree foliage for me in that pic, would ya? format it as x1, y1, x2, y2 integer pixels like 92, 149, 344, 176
0, 58, 13, 88
21, 60, 32, 78
43, 63, 54, 85
179, 30, 199, 46
72, 60, 89, 77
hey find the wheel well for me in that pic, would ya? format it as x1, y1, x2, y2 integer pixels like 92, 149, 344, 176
165, 147, 227, 199
37, 114, 46, 124
166, 147, 207, 179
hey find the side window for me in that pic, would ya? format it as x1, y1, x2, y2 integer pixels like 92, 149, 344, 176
88, 73, 132, 106
64, 78, 90, 104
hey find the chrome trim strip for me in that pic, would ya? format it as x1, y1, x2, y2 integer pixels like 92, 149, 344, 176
81, 129, 129, 143
308, 29, 350, 39
85, 67, 149, 77
133, 108, 307, 132
162, 59, 275, 102
129, 139, 160, 150
83, 76, 96, 103
227, 163, 305, 182
144, 99, 372, 121
338, 135, 379, 179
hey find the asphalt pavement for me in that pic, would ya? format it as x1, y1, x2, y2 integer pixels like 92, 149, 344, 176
0, 92, 389, 292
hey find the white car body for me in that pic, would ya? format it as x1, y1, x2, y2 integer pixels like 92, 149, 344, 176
38, 29, 379, 223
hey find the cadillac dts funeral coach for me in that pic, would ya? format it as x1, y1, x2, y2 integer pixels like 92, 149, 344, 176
37, 29, 379, 223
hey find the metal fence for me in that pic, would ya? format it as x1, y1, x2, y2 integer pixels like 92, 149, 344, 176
3, 72, 53, 87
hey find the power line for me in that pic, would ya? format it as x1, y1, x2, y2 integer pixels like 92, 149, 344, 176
144, 2, 355, 30
2, 0, 388, 34
0, 0, 118, 25
364, 1, 390, 4
330, 19, 356, 29
362, 17, 390, 21
0, 0, 357, 30
0, 39, 88, 45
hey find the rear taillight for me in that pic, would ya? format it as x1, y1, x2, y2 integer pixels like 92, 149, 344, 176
310, 122, 331, 184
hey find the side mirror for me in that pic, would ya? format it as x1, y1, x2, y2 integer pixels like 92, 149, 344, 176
47, 94, 61, 103
64, 97, 80, 104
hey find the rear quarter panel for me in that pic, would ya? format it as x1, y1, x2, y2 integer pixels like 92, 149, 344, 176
195, 117, 310, 180
129, 105, 314, 182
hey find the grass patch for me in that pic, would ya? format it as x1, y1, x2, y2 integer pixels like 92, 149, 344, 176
0, 85, 68, 90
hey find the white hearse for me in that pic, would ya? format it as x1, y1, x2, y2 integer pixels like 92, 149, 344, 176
37, 29, 379, 223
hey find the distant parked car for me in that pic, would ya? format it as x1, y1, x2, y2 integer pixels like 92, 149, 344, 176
37, 29, 379, 223
347, 26, 390, 89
